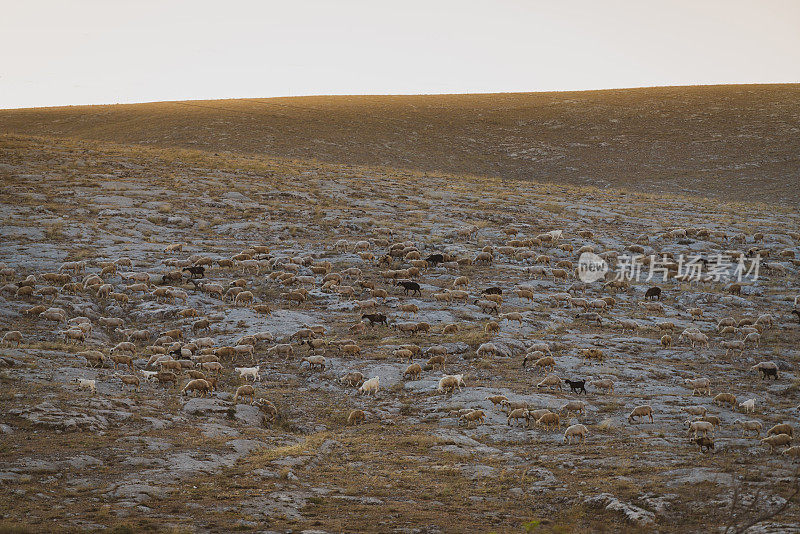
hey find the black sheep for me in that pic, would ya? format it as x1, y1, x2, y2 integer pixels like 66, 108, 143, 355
396, 280, 421, 296
425, 253, 444, 266
564, 379, 587, 395
483, 287, 502, 295
645, 287, 661, 300
361, 313, 388, 326
760, 367, 779, 380
182, 266, 205, 279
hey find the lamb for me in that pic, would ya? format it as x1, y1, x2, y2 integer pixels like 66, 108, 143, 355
684, 377, 711, 396
339, 372, 364, 388
536, 374, 562, 391
767, 423, 794, 438
733, 420, 763, 437
359, 376, 380, 395
235, 366, 260, 382
74, 378, 96, 394
459, 409, 486, 428
739, 399, 756, 413
233, 384, 256, 404
761, 433, 792, 452
687, 420, 714, 438
348, 410, 366, 425
181, 379, 212, 397
628, 405, 653, 423
564, 424, 588, 445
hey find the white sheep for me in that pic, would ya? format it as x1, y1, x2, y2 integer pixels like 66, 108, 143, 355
235, 366, 260, 382
687, 420, 714, 438
739, 398, 755, 413
684, 377, 711, 396
75, 378, 96, 394
359, 376, 380, 396
564, 424, 588, 445
733, 419, 762, 437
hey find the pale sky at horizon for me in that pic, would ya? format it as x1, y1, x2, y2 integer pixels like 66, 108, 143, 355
2, 0, 799, 109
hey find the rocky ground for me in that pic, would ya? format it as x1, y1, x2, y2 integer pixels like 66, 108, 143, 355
1, 134, 799, 533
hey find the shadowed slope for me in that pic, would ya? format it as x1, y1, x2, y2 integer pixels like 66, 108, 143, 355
1, 84, 798, 204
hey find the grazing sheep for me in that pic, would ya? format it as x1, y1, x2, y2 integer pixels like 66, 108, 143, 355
564, 379, 587, 395
116, 374, 140, 391
339, 372, 365, 388
592, 378, 615, 394
536, 412, 561, 431
720, 340, 745, 356
485, 395, 509, 406
561, 400, 586, 417
507, 408, 530, 427
564, 424, 588, 445
181, 379, 212, 397
713, 393, 737, 409
687, 420, 714, 438
767, 423, 794, 438
359, 376, 380, 396
761, 433, 792, 452
684, 378, 711, 396
739, 399, 756, 413
782, 446, 800, 460
459, 409, 486, 428
74, 378, 96, 394
403, 363, 422, 380
696, 437, 714, 453
679, 330, 709, 348
2, 331, 22, 347
682, 406, 707, 420
660, 335, 673, 348
301, 355, 326, 371
234, 385, 256, 404
235, 366, 260, 382
348, 409, 366, 425
733, 420, 763, 437
536, 374, 562, 391
628, 405, 653, 424
438, 374, 465, 394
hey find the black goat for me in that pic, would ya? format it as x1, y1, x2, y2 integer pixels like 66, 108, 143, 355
182, 266, 205, 279
760, 367, 779, 380
645, 287, 661, 300
396, 280, 421, 296
361, 313, 388, 326
483, 287, 502, 295
564, 379, 587, 395
425, 253, 444, 266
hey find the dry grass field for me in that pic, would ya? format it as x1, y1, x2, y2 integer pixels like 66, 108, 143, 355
1, 84, 799, 205
0, 86, 799, 533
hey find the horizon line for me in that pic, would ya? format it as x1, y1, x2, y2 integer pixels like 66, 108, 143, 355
3, 81, 799, 112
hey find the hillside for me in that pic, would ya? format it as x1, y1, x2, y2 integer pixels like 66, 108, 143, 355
1, 84, 799, 204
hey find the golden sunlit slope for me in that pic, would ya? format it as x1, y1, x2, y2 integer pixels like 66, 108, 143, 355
1, 84, 798, 204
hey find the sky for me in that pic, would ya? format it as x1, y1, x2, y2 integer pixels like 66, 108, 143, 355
2, 0, 799, 109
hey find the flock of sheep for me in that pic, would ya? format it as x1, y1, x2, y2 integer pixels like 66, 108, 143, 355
2, 224, 799, 459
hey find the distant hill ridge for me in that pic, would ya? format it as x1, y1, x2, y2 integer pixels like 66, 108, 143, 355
2, 84, 798, 204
